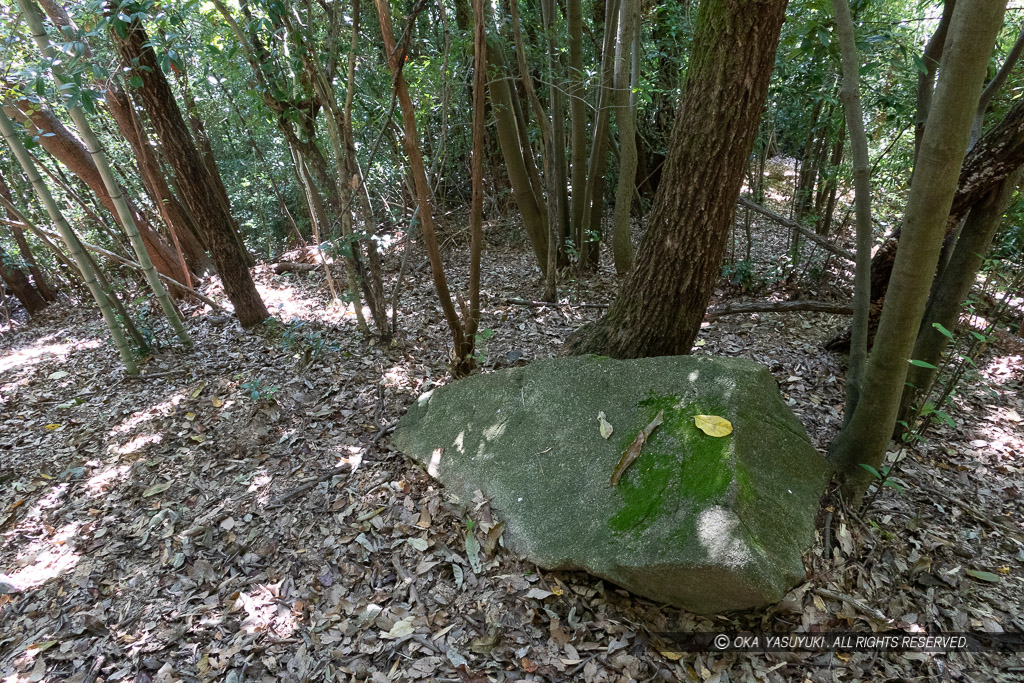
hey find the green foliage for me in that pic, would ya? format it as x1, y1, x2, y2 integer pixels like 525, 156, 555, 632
240, 378, 278, 403
472, 328, 495, 365
720, 259, 761, 293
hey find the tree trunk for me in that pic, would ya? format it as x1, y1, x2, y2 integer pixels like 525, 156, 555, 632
899, 166, 1023, 422
567, 0, 588, 254
579, 0, 620, 270
110, 12, 268, 328
826, 92, 1024, 352
20, 0, 191, 346
0, 172, 57, 301
486, 36, 549, 271
0, 107, 137, 373
829, 0, 1005, 501
36, 0, 212, 279
0, 240, 48, 315
2, 100, 186, 284
611, 0, 639, 274
832, 0, 873, 417
375, 0, 467, 362
563, 0, 788, 357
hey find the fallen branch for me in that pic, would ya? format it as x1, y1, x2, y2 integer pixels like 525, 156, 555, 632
505, 297, 610, 309
265, 422, 396, 508
706, 300, 853, 319
738, 196, 856, 262
814, 587, 891, 623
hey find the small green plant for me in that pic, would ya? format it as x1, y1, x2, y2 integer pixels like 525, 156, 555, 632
270, 318, 337, 370
473, 328, 495, 364
721, 259, 760, 292
241, 378, 279, 404
859, 463, 907, 494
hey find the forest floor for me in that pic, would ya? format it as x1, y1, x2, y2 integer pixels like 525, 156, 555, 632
2, 187, 1024, 682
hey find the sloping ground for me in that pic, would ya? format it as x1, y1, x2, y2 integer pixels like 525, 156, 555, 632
1, 219, 1022, 682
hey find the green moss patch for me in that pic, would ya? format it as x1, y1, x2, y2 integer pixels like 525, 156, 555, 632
609, 393, 734, 533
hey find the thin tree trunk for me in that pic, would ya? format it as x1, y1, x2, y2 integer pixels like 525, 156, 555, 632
2, 100, 186, 283
579, 0, 620, 270
0, 108, 137, 373
375, 0, 467, 363
914, 0, 956, 169
611, 0, 639, 274
567, 0, 588, 254
829, 0, 1005, 501
19, 0, 191, 346
463, 0, 487, 361
832, 0, 873, 418
486, 36, 550, 271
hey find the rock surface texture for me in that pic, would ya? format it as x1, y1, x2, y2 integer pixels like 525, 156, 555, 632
393, 355, 831, 613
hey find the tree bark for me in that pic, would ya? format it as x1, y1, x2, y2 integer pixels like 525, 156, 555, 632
0, 107, 137, 373
611, 0, 639, 274
567, 0, 588, 253
110, 11, 268, 328
899, 166, 1023, 422
564, 0, 789, 358
832, 0, 873, 417
0, 172, 57, 301
826, 92, 1024, 352
486, 36, 549, 270
0, 240, 48, 315
829, 0, 1006, 501
375, 0, 467, 363
20, 0, 191, 346
2, 99, 186, 284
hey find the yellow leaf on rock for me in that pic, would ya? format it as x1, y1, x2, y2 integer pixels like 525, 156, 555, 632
44, 423, 61, 430
694, 414, 732, 437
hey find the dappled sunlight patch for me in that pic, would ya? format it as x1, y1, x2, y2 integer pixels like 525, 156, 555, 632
227, 583, 300, 638
85, 464, 131, 497
112, 432, 163, 456
258, 283, 311, 319
696, 506, 752, 568
6, 517, 82, 590
0, 338, 99, 376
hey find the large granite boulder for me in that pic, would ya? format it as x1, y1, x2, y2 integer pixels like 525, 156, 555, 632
393, 355, 831, 613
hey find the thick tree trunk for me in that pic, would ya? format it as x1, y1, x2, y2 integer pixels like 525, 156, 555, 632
563, 0, 788, 358
829, 0, 1005, 501
110, 13, 268, 328
0, 241, 48, 315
